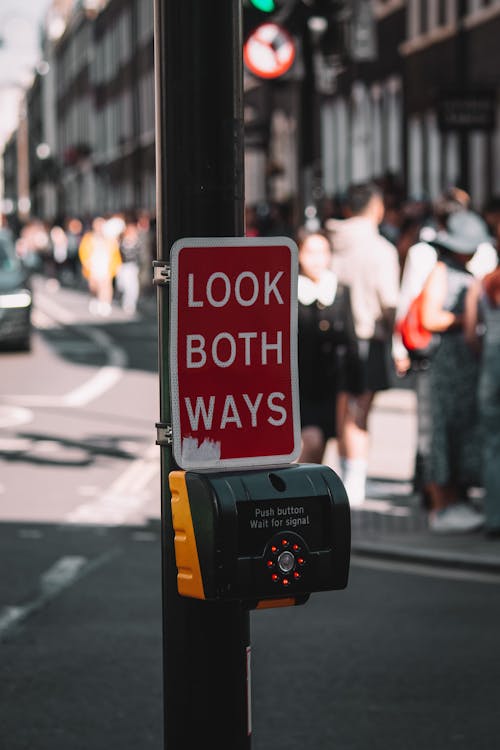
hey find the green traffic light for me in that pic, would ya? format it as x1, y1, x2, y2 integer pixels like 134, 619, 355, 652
250, 0, 276, 12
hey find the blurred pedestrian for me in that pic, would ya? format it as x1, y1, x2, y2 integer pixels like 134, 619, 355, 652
325, 182, 400, 505
65, 217, 83, 286
465, 260, 500, 536
16, 219, 51, 276
395, 214, 423, 276
420, 210, 493, 533
50, 225, 69, 286
137, 210, 155, 294
393, 191, 497, 506
296, 228, 362, 464
245, 205, 260, 237
78, 217, 122, 316
393, 191, 470, 378
116, 218, 141, 315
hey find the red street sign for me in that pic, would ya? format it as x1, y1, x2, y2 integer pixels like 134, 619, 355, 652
244, 22, 296, 80
170, 237, 300, 470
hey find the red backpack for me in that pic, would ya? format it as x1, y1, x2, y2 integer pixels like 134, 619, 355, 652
397, 290, 433, 352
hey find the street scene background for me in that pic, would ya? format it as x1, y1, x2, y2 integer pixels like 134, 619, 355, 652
2, 1, 500, 749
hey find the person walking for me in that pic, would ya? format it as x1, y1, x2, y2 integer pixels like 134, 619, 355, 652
464, 261, 500, 536
117, 217, 141, 315
296, 228, 362, 464
49, 225, 69, 286
420, 210, 492, 533
64, 217, 83, 286
325, 182, 400, 505
393, 193, 497, 507
393, 191, 497, 376
78, 217, 122, 316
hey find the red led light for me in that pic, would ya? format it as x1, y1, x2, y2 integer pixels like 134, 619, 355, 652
281, 539, 289, 547
292, 544, 299, 551
271, 545, 278, 553
297, 557, 305, 565
293, 571, 300, 579
266, 560, 274, 568
271, 574, 279, 582
282, 578, 290, 586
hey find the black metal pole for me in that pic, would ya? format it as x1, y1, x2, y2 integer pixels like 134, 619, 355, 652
153, 2, 250, 749
299, 22, 321, 217
457, 0, 469, 193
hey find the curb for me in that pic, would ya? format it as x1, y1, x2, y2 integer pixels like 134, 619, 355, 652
351, 540, 500, 575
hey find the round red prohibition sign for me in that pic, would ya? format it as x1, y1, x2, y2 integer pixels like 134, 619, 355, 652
244, 22, 296, 80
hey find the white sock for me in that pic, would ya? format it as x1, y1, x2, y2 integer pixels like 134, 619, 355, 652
342, 458, 367, 506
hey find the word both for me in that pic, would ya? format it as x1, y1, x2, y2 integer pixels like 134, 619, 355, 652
186, 331, 282, 369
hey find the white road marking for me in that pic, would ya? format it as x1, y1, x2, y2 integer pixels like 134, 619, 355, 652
351, 554, 500, 584
0, 550, 119, 641
33, 440, 62, 454
40, 556, 87, 595
131, 531, 158, 543
353, 499, 412, 516
6, 292, 128, 409
0, 438, 33, 452
66, 444, 160, 526
31, 308, 59, 330
63, 365, 124, 407
0, 406, 34, 429
34, 291, 76, 326
18, 528, 43, 539
77, 485, 100, 497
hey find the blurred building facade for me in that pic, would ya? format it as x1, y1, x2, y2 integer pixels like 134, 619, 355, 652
244, 0, 500, 216
403, 0, 500, 209
2, 0, 500, 227
2, 0, 156, 226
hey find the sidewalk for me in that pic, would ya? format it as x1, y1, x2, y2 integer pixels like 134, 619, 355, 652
326, 387, 500, 574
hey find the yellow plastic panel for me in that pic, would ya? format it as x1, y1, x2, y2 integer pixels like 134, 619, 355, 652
168, 471, 205, 599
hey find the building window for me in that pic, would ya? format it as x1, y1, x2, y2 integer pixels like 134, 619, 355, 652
408, 116, 424, 198
137, 0, 154, 44
121, 90, 133, 142
408, 0, 421, 38
425, 110, 441, 200
119, 10, 132, 66
139, 70, 155, 136
419, 0, 428, 34
437, 0, 447, 24
467, 0, 483, 13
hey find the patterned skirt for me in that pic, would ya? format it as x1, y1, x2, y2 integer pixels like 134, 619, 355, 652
427, 333, 481, 488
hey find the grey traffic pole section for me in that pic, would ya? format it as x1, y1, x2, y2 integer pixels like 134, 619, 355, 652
153, 1, 251, 749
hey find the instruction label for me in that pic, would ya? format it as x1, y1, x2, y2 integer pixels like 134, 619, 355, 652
237, 497, 328, 555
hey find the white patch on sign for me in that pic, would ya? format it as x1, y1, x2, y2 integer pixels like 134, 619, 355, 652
181, 437, 221, 462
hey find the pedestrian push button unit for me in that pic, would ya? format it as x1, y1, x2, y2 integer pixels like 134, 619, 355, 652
168, 463, 350, 609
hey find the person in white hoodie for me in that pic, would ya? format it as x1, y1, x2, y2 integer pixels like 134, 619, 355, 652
325, 182, 400, 506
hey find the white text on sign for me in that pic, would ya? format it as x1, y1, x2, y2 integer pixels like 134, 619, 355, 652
186, 331, 282, 368
170, 237, 300, 468
184, 392, 287, 431
188, 271, 284, 308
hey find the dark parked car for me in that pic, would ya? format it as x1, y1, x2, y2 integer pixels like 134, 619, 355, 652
0, 229, 33, 351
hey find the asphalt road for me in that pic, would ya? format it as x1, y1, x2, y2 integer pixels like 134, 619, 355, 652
1, 279, 499, 750
1, 526, 499, 750
0, 277, 160, 526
